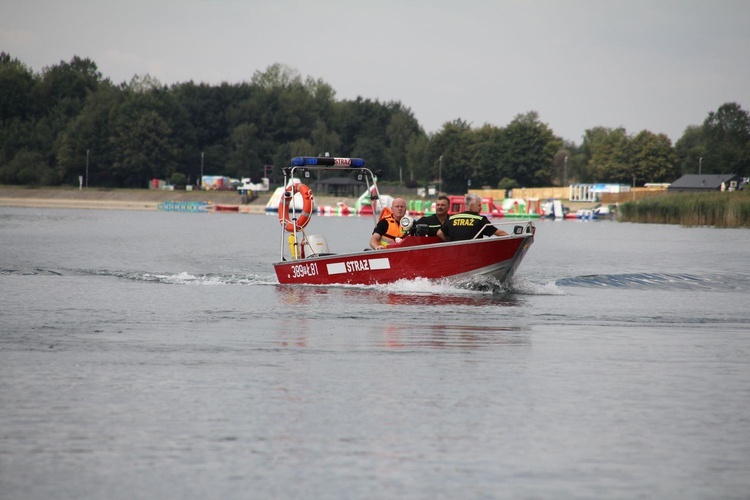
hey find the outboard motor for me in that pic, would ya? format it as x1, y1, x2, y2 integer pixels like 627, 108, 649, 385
414, 224, 430, 236
303, 235, 331, 256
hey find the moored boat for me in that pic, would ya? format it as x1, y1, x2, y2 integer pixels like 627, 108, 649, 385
273, 156, 535, 286
265, 179, 306, 213
214, 204, 239, 212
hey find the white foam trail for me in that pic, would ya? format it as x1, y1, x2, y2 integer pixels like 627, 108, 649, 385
139, 272, 273, 286
382, 277, 485, 296
510, 277, 566, 296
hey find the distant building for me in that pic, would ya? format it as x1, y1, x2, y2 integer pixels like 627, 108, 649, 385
201, 175, 232, 190
238, 177, 270, 194
569, 184, 630, 202
313, 177, 366, 197
667, 174, 742, 193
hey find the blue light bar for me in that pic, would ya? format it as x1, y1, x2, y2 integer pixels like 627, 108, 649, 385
290, 157, 366, 167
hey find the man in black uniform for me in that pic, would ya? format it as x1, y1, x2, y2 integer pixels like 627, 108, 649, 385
414, 195, 450, 236
437, 193, 509, 241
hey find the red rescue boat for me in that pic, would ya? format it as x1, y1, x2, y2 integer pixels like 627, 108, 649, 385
273, 156, 535, 286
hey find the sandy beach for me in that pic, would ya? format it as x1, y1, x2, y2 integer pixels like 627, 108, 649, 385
0, 186, 597, 214
0, 186, 355, 213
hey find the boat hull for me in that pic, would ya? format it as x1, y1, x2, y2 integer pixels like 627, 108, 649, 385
273, 232, 534, 286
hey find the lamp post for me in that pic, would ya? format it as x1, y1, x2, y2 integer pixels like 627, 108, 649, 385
438, 155, 443, 195
85, 149, 89, 188
563, 155, 568, 186
200, 152, 204, 190
699, 156, 703, 175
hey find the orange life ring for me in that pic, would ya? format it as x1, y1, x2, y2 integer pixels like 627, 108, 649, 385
278, 183, 314, 232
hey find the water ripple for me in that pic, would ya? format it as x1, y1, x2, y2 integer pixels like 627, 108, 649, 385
1, 267, 63, 276
1, 266, 280, 285
79, 269, 277, 286
556, 272, 750, 291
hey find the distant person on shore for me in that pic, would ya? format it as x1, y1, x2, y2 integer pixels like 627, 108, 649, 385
437, 193, 508, 241
370, 198, 408, 250
414, 195, 450, 236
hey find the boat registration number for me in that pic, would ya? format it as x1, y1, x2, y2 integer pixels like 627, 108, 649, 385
291, 262, 319, 278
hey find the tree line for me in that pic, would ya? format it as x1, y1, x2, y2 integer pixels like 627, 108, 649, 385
1, 52, 748, 193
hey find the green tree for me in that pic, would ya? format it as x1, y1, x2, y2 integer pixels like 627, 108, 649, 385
32, 57, 104, 174
406, 134, 430, 186
702, 102, 750, 176
333, 97, 392, 176
628, 131, 679, 184
428, 119, 473, 193
227, 123, 262, 178
172, 81, 248, 179
170, 172, 187, 186
2, 150, 54, 185
0, 56, 106, 185
310, 120, 341, 158
56, 82, 122, 185
110, 108, 177, 186
581, 127, 630, 183
674, 125, 704, 175
551, 144, 578, 187
246, 64, 322, 148
109, 86, 182, 187
0, 118, 36, 183
352, 134, 388, 175
501, 111, 561, 187
470, 124, 506, 188
674, 103, 750, 178
386, 109, 423, 183
0, 52, 35, 123
32, 56, 103, 116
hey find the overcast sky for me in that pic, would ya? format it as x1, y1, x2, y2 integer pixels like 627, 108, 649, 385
3, 0, 749, 144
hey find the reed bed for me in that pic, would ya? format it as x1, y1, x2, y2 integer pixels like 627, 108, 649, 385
619, 191, 750, 228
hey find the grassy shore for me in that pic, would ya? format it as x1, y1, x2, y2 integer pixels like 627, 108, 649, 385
619, 191, 750, 227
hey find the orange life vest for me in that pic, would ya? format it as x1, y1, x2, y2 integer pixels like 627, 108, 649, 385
378, 215, 406, 247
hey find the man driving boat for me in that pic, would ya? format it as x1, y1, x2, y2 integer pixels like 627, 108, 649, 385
415, 195, 450, 236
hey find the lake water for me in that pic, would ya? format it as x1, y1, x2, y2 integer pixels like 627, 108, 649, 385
1, 207, 749, 499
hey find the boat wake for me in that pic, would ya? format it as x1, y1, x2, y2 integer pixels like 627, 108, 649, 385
86, 269, 279, 286
555, 272, 750, 292
1, 267, 64, 276
1, 267, 278, 286
375, 275, 564, 297
2, 266, 560, 296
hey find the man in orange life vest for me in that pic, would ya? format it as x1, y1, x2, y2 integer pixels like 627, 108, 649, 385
437, 193, 509, 241
369, 198, 408, 250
